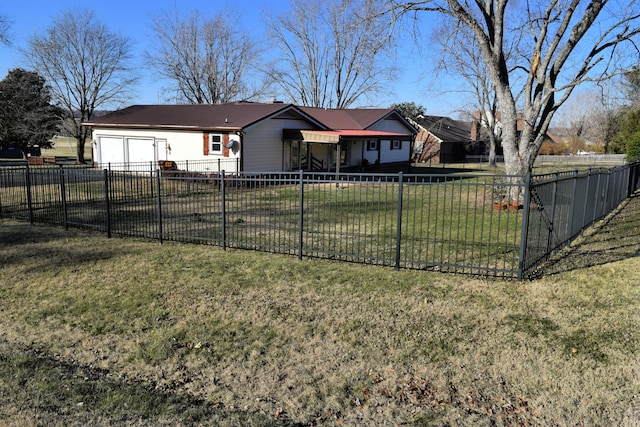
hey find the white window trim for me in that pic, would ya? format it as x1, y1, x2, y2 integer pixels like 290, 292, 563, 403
210, 134, 223, 154
366, 140, 378, 151
390, 140, 402, 150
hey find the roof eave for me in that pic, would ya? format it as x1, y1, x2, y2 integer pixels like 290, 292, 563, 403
83, 123, 244, 132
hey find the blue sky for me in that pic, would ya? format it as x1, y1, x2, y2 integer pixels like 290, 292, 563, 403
0, 0, 464, 115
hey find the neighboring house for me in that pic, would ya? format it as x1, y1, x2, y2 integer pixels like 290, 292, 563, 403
412, 115, 482, 164
412, 112, 563, 164
83, 102, 416, 173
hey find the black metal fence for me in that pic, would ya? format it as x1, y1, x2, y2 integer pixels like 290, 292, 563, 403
521, 164, 640, 276
2, 162, 639, 279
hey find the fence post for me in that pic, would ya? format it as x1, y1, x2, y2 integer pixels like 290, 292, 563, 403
517, 172, 532, 280
395, 172, 404, 270
581, 168, 591, 234
593, 169, 602, 223
298, 170, 304, 260
155, 170, 163, 243
568, 170, 579, 238
59, 166, 68, 231
546, 171, 559, 254
25, 165, 34, 224
103, 169, 112, 238
221, 170, 226, 251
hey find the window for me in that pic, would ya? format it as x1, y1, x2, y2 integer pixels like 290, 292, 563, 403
366, 140, 378, 151
210, 134, 223, 153
413, 140, 423, 154
390, 140, 402, 150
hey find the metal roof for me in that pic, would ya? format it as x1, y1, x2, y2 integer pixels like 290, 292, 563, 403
84, 103, 417, 137
297, 106, 401, 130
83, 103, 299, 131
283, 129, 413, 144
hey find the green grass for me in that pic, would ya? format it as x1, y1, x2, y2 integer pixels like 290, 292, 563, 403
0, 173, 525, 276
43, 136, 92, 162
1, 194, 639, 425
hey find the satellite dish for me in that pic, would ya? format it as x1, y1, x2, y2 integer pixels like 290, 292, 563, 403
225, 140, 235, 149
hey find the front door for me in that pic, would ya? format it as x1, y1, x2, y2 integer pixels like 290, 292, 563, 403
290, 141, 309, 170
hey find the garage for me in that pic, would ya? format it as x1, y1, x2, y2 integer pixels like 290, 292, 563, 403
95, 136, 157, 169
126, 138, 156, 164
97, 136, 125, 165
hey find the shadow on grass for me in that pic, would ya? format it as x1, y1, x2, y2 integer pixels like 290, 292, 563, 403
542, 192, 640, 275
0, 221, 129, 273
0, 340, 302, 426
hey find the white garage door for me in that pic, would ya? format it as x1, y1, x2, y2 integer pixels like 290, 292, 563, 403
98, 136, 125, 164
127, 138, 156, 164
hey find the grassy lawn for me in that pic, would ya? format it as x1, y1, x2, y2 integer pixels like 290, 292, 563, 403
1, 194, 639, 425
0, 172, 526, 276
0, 137, 91, 164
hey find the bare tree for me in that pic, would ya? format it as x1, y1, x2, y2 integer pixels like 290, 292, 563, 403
147, 8, 265, 104
266, 0, 396, 108
0, 14, 10, 46
432, 20, 516, 167
391, 0, 640, 181
25, 9, 136, 163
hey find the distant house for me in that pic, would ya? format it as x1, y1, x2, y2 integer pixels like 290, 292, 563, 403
83, 102, 416, 173
412, 115, 484, 164
412, 112, 565, 164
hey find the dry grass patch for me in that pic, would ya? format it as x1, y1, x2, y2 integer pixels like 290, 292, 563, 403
1, 214, 639, 425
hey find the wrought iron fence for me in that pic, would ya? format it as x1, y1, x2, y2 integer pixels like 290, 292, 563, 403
1, 162, 639, 279
95, 158, 240, 173
520, 163, 640, 277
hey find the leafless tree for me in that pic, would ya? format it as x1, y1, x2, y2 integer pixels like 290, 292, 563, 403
432, 20, 519, 167
25, 9, 136, 163
390, 0, 640, 181
265, 0, 396, 109
0, 14, 10, 46
556, 85, 624, 152
147, 8, 266, 104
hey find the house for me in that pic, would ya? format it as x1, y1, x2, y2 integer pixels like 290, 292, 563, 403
411, 115, 483, 164
83, 102, 416, 173
412, 112, 565, 164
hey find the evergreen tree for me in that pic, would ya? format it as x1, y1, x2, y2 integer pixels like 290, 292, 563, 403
0, 68, 63, 157
626, 131, 640, 161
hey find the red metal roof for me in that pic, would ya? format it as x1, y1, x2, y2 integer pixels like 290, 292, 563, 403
282, 129, 412, 144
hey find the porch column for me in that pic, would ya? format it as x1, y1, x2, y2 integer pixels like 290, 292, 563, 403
335, 142, 341, 184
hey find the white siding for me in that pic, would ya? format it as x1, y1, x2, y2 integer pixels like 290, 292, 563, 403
368, 117, 413, 134
380, 139, 410, 163
92, 128, 241, 172
368, 118, 412, 164
93, 129, 203, 162
243, 117, 315, 171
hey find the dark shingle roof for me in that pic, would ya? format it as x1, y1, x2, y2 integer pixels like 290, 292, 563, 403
414, 116, 472, 143
84, 103, 414, 135
83, 103, 297, 130
297, 107, 397, 130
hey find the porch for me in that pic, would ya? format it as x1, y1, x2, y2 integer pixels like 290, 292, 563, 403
282, 129, 413, 173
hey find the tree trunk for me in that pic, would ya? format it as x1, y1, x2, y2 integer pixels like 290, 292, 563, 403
487, 133, 497, 168
76, 136, 86, 164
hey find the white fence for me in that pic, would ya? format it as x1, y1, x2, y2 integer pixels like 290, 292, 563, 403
534, 154, 627, 166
